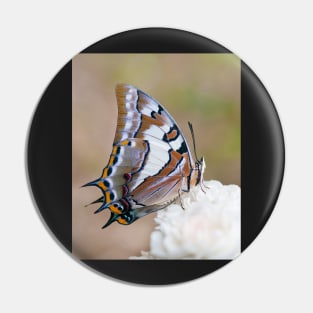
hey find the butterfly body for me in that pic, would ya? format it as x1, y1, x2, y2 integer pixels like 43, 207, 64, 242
84, 84, 205, 227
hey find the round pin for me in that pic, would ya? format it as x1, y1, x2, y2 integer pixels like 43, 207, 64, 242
27, 28, 284, 285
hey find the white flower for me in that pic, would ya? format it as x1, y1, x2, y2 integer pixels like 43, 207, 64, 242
131, 180, 241, 259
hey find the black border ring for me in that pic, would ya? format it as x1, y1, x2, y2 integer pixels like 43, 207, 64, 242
27, 28, 284, 285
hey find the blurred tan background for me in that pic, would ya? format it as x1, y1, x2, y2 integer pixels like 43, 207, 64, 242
72, 54, 240, 259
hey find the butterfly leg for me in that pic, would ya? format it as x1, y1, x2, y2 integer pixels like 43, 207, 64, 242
200, 180, 210, 194
178, 188, 186, 210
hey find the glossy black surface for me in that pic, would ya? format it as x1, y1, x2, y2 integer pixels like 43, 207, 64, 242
27, 28, 284, 285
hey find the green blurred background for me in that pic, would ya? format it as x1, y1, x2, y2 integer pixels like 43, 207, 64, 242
72, 54, 240, 259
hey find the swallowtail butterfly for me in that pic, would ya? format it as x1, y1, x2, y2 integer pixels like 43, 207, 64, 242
84, 84, 205, 227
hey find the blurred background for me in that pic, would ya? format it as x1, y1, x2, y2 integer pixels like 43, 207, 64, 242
72, 53, 240, 259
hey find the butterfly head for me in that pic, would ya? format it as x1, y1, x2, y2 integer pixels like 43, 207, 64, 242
199, 156, 206, 173
188, 121, 206, 185
194, 156, 205, 186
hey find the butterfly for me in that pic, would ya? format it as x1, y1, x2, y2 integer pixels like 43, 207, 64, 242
84, 84, 205, 228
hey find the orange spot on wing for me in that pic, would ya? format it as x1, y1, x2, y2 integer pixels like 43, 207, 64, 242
112, 146, 118, 155
167, 129, 177, 140
181, 153, 192, 176
109, 204, 122, 214
117, 217, 128, 225
105, 191, 111, 203
120, 140, 129, 146
97, 181, 107, 190
108, 156, 115, 166
102, 168, 108, 178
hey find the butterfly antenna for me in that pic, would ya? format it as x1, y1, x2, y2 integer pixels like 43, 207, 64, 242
188, 121, 200, 162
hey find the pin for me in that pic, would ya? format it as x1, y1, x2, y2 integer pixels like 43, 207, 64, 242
27, 28, 284, 285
